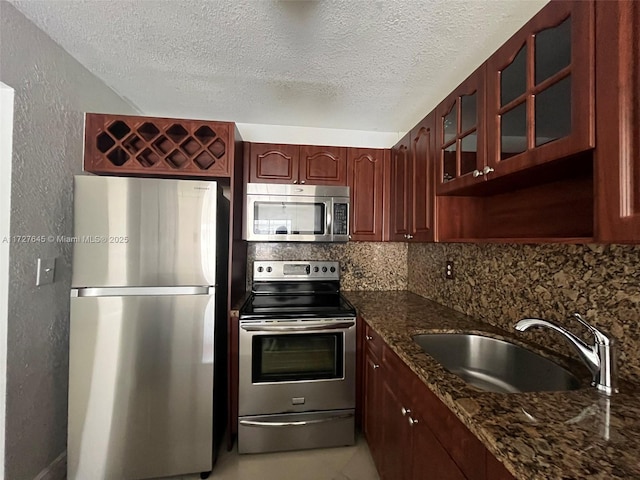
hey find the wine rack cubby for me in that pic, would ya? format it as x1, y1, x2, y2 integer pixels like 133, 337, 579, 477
84, 113, 233, 178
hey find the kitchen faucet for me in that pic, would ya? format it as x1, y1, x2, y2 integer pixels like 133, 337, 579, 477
514, 313, 618, 395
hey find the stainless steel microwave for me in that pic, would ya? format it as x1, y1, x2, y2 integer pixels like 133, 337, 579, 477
243, 183, 350, 242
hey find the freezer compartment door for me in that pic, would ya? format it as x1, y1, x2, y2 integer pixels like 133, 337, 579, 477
68, 293, 215, 480
72, 176, 222, 287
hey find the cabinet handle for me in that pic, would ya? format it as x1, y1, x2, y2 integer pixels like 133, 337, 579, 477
407, 234, 414, 240
401, 407, 411, 416
408, 416, 418, 426
293, 180, 298, 184
373, 364, 380, 369
365, 335, 373, 340
472, 169, 483, 178
482, 166, 495, 175
301, 180, 306, 184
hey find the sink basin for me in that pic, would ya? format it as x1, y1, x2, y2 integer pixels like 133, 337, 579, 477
413, 333, 581, 394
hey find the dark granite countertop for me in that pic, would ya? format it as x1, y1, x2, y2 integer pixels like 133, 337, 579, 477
344, 290, 640, 480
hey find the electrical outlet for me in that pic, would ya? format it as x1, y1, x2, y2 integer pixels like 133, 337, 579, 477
445, 260, 454, 280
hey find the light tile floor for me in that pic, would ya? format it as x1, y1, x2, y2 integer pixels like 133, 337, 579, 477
162, 434, 380, 480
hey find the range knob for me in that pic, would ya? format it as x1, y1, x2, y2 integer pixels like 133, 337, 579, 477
313, 266, 319, 273
266, 266, 272, 273
257, 266, 263, 273
330, 266, 336, 273
322, 267, 327, 273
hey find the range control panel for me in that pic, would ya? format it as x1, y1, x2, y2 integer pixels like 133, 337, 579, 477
253, 261, 340, 281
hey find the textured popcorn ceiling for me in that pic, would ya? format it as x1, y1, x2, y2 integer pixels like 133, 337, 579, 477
9, 0, 547, 133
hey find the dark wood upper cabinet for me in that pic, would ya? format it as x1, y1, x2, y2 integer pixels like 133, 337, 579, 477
246, 143, 347, 185
485, 0, 594, 178
389, 132, 412, 241
348, 148, 387, 241
389, 114, 435, 242
84, 113, 233, 178
435, 65, 487, 194
595, 0, 640, 243
247, 143, 299, 184
300, 145, 347, 186
410, 113, 436, 242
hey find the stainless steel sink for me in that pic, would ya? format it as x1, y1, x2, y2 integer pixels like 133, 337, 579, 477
413, 333, 581, 394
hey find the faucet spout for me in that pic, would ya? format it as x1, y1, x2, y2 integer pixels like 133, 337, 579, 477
514, 315, 618, 395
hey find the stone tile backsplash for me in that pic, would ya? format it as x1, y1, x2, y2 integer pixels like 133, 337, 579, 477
247, 242, 408, 291
246, 240, 640, 383
407, 243, 640, 384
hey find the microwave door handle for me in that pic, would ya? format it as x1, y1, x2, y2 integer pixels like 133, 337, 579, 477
326, 201, 332, 236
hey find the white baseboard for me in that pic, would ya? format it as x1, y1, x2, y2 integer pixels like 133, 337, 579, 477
33, 452, 66, 480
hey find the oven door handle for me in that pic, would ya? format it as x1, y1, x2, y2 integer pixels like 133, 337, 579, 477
240, 322, 355, 332
239, 413, 352, 428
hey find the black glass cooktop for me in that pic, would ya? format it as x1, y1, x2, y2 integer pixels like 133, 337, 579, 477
239, 281, 356, 320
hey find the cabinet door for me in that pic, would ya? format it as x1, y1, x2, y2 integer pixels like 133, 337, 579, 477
435, 65, 486, 194
486, 1, 594, 178
363, 348, 383, 469
410, 113, 435, 242
389, 133, 412, 241
380, 376, 412, 480
348, 148, 387, 241
486, 453, 516, 480
248, 143, 299, 183
409, 409, 466, 480
413, 377, 485, 480
299, 145, 347, 185
595, 0, 640, 242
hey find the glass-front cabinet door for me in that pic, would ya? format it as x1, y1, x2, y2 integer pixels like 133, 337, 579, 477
435, 64, 486, 194
486, 0, 594, 177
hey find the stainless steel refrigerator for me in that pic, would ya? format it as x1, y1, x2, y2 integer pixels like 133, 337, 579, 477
68, 176, 229, 480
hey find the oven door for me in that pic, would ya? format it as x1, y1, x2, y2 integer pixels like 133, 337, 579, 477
238, 318, 356, 416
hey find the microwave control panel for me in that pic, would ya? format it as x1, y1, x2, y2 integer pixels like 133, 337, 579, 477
333, 203, 349, 236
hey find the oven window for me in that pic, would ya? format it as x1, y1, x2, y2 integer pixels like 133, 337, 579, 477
252, 333, 343, 383
253, 202, 325, 235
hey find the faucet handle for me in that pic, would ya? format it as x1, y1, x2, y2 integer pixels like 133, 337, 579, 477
571, 313, 612, 346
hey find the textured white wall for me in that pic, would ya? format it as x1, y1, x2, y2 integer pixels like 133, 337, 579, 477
237, 122, 400, 148
0, 81, 14, 480
0, 2, 137, 478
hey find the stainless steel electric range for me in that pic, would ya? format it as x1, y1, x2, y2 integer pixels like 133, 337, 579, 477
238, 261, 357, 454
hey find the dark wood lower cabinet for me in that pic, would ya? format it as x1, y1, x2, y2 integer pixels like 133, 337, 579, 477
380, 378, 412, 480
363, 347, 383, 470
410, 413, 466, 480
360, 321, 515, 480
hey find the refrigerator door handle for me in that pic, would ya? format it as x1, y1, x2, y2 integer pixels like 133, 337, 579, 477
71, 286, 214, 297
